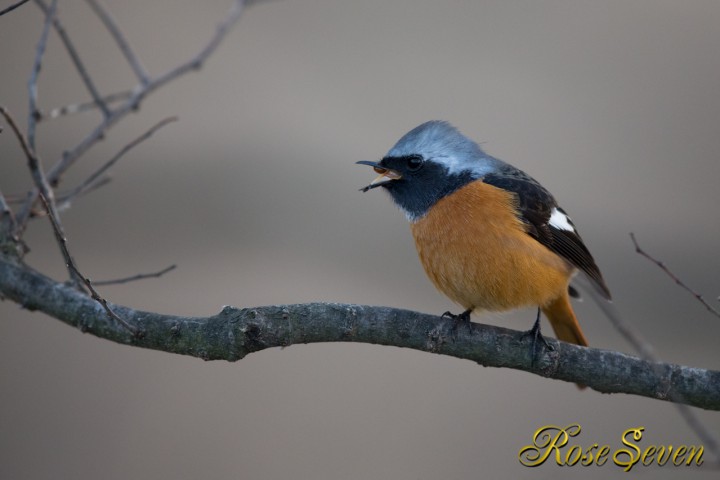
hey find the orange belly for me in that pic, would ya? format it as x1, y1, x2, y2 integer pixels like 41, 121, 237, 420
410, 180, 574, 312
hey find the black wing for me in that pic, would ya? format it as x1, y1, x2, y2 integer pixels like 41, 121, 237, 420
483, 167, 611, 300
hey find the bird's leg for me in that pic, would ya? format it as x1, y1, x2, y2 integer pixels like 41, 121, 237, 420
522, 307, 554, 366
442, 308, 473, 335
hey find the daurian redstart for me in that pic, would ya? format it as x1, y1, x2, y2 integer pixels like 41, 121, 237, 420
358, 121, 611, 357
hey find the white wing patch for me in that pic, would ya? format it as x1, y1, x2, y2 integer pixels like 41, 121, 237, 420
549, 207, 575, 232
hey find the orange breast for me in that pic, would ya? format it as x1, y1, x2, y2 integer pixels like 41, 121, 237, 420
409, 180, 574, 312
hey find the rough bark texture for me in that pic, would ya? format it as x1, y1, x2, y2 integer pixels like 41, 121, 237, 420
1, 256, 719, 411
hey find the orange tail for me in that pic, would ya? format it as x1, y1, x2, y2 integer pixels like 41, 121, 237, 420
541, 293, 588, 347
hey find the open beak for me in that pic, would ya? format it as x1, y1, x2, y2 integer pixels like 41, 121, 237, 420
356, 160, 402, 192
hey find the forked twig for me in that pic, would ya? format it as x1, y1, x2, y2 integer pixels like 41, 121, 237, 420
55, 177, 112, 211
85, 0, 150, 85
1, 106, 139, 336
38, 195, 142, 337
34, 0, 111, 118
16, 0, 249, 231
61, 116, 178, 205
47, 0, 247, 185
2, 106, 81, 284
6, 178, 112, 212
630, 232, 720, 319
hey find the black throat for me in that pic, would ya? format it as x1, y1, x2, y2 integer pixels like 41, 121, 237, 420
383, 163, 476, 221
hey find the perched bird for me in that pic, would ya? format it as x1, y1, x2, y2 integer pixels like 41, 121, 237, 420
357, 120, 611, 355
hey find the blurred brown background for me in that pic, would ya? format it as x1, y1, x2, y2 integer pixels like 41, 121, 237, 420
1, 1, 719, 479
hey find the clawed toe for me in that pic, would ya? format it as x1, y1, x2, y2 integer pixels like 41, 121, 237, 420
443, 309, 473, 335
522, 308, 554, 367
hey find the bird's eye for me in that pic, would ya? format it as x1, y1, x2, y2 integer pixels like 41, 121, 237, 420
406, 155, 424, 171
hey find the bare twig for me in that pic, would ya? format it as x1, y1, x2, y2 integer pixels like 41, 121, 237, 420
47, 0, 246, 184
631, 232, 720, 319
37, 195, 142, 337
6, 178, 112, 212
0, 0, 31, 16
151, 0, 246, 86
1, 108, 50, 196
85, 0, 150, 85
27, 0, 57, 151
60, 116, 178, 205
16, 0, 248, 230
1, 108, 140, 336
34, 0, 111, 118
1, 106, 80, 282
55, 177, 112, 211
93, 264, 177, 286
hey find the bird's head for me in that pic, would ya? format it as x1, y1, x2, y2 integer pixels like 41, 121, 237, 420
357, 121, 501, 221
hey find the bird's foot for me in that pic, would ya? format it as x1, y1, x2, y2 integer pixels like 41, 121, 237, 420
521, 309, 554, 367
442, 309, 473, 336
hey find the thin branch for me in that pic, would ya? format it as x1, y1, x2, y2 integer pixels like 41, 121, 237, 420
1, 257, 719, 411
1, 108, 48, 194
55, 177, 112, 211
47, 0, 246, 185
150, 0, 246, 86
1, 106, 84, 286
631, 232, 720, 319
6, 178, 112, 214
0, 108, 138, 335
0, 0, 31, 16
34, 0, 111, 119
85, 0, 150, 85
27, 0, 57, 151
36, 194, 141, 337
16, 0, 248, 231
93, 264, 176, 286
60, 116, 178, 204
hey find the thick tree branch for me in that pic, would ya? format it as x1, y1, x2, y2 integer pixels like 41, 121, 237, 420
1, 256, 718, 411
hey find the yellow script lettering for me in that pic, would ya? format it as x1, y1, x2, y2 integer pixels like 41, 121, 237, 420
518, 424, 581, 467
613, 427, 644, 472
